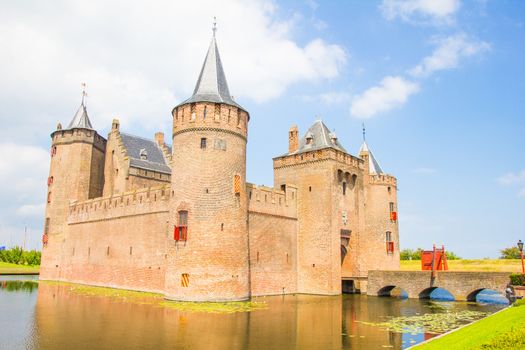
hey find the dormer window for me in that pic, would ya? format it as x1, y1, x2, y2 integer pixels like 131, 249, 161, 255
139, 149, 148, 160
305, 132, 314, 145
330, 132, 337, 144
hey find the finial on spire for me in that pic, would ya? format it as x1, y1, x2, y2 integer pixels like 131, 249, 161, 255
212, 17, 217, 37
81, 82, 88, 106
362, 123, 366, 142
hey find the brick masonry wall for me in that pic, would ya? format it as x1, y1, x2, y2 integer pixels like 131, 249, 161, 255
165, 102, 251, 301
274, 152, 343, 295
247, 183, 298, 296
41, 128, 106, 281
40, 186, 170, 293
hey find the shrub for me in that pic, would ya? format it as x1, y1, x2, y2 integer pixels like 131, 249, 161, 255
0, 247, 41, 266
500, 247, 521, 259
510, 273, 525, 286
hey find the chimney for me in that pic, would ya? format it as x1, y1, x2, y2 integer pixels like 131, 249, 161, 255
155, 132, 165, 146
112, 119, 120, 131
289, 125, 299, 154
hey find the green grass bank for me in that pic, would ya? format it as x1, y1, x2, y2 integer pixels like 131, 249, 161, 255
413, 301, 525, 350
0, 262, 40, 274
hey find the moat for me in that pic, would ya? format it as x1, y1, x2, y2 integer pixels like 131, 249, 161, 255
1, 276, 506, 350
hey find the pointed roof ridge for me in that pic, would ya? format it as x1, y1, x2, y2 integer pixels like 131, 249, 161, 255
176, 32, 246, 113
359, 141, 384, 175
67, 101, 93, 130
289, 119, 347, 155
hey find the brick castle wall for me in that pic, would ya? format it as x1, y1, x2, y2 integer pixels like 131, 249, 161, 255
40, 186, 170, 293
247, 184, 298, 296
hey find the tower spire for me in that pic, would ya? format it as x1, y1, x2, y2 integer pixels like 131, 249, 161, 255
175, 20, 246, 113
67, 83, 93, 129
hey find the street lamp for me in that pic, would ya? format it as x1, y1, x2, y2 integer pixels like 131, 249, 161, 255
518, 240, 524, 274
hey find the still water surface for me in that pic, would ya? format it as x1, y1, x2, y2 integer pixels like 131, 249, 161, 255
0, 276, 505, 350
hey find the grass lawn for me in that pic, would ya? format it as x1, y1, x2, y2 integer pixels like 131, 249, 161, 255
400, 259, 522, 272
0, 262, 39, 274
413, 303, 525, 349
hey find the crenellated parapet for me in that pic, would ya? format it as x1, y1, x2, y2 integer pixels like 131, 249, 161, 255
368, 174, 397, 187
172, 102, 249, 141
51, 127, 106, 152
68, 185, 170, 224
273, 148, 364, 170
247, 183, 297, 219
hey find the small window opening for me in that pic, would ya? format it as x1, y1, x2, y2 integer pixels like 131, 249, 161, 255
88, 247, 90, 257
139, 148, 148, 160
47, 191, 52, 204
388, 186, 391, 194
386, 231, 394, 254
107, 246, 110, 256
234, 175, 241, 195
129, 246, 133, 255
257, 251, 260, 263
309, 186, 312, 192
343, 182, 347, 195
181, 273, 190, 287
205, 188, 209, 193
221, 223, 224, 231
200, 138, 207, 149
249, 191, 252, 199
203, 106, 207, 119
174, 210, 188, 241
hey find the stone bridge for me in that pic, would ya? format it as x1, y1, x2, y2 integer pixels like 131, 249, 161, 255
367, 270, 511, 301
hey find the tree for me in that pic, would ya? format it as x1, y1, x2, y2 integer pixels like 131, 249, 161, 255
500, 246, 521, 259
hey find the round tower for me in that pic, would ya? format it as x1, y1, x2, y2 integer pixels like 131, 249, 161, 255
164, 30, 251, 301
40, 98, 106, 281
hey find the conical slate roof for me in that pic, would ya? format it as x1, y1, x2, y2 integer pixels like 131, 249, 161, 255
67, 102, 93, 129
291, 120, 347, 155
359, 142, 384, 175
177, 34, 245, 112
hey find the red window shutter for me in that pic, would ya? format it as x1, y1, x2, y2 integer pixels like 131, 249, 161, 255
390, 211, 397, 221
181, 226, 187, 241
174, 226, 180, 241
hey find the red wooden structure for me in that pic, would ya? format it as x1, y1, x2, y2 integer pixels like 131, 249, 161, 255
421, 244, 448, 275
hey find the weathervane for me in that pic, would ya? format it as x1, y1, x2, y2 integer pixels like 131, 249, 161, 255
212, 17, 217, 37
362, 123, 366, 142
81, 83, 88, 106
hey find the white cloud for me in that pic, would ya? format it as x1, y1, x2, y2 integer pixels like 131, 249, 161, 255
410, 33, 491, 77
381, 0, 460, 25
303, 91, 351, 105
350, 76, 419, 118
0, 0, 346, 138
497, 170, 525, 198
497, 170, 525, 186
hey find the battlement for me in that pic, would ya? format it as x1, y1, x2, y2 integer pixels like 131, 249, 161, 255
68, 185, 170, 224
273, 148, 364, 170
247, 183, 297, 219
368, 174, 397, 186
51, 128, 106, 152
172, 102, 248, 140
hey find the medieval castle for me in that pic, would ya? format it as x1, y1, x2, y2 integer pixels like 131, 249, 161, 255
40, 31, 400, 301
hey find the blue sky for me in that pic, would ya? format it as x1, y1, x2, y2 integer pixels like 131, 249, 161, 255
0, 0, 523, 258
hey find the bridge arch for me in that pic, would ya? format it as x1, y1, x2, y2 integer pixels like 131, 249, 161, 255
419, 287, 455, 301
467, 288, 508, 304
378, 285, 408, 298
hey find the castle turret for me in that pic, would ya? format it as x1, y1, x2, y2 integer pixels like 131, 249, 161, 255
40, 95, 106, 280
359, 139, 400, 276
164, 28, 251, 301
